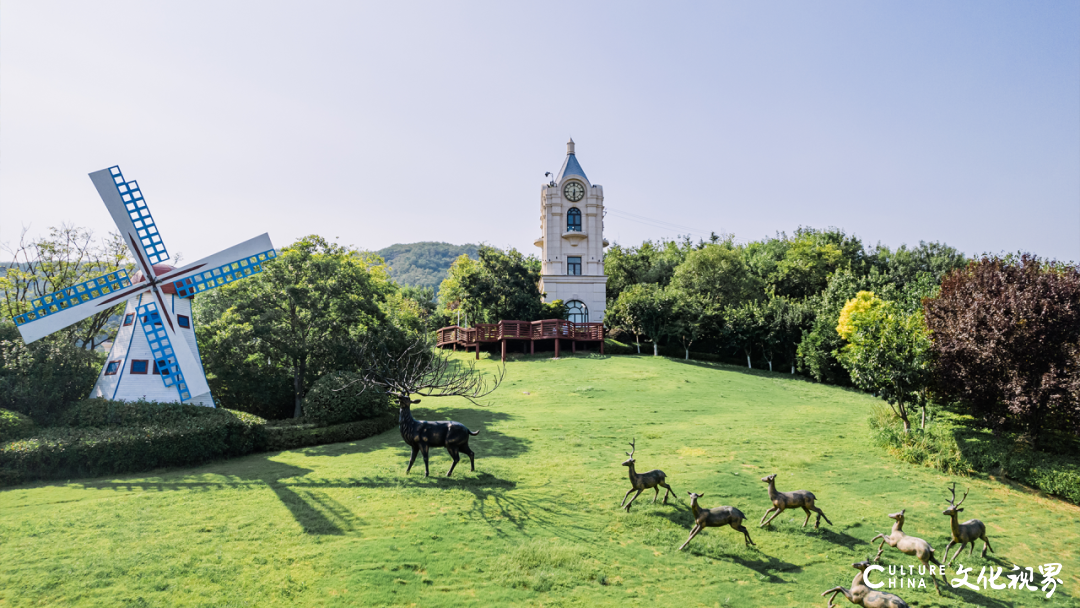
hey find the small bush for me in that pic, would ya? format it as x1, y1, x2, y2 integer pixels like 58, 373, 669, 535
0, 399, 267, 486
602, 339, 636, 355
265, 414, 397, 452
0, 323, 102, 425
303, 372, 393, 425
869, 404, 1080, 504
0, 409, 35, 442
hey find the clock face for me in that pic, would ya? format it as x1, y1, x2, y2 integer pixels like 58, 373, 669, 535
564, 181, 585, 202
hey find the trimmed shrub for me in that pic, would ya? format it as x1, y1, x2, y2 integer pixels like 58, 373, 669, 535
0, 409, 35, 442
602, 339, 636, 355
0, 323, 102, 425
265, 414, 397, 452
0, 399, 267, 486
303, 372, 393, 425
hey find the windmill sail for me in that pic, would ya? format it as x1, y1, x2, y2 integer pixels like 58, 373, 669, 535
12, 269, 149, 344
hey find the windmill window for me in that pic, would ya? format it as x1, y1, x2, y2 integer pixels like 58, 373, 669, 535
123, 314, 135, 326
178, 315, 190, 329
567, 257, 582, 276
153, 361, 161, 375
567, 207, 582, 232
104, 361, 121, 375
130, 360, 149, 374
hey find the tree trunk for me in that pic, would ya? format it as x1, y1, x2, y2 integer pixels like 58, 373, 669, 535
653, 342, 658, 357
902, 416, 911, 433
685, 348, 690, 360
791, 365, 795, 374
293, 360, 305, 418
767, 359, 772, 372
920, 403, 927, 430
746, 354, 752, 369
634, 333, 641, 354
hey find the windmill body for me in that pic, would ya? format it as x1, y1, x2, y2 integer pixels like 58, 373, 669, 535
11, 166, 275, 407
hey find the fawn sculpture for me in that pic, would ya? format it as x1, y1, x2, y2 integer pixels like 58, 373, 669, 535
870, 509, 942, 593
942, 483, 994, 563
398, 395, 478, 477
678, 492, 755, 550
821, 560, 910, 608
620, 439, 674, 512
759, 473, 833, 528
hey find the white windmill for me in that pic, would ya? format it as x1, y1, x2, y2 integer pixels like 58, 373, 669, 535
11, 165, 275, 406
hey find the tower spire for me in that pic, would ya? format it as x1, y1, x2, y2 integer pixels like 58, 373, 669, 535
567, 137, 575, 155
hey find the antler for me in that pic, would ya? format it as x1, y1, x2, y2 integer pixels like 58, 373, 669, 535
956, 487, 969, 508
946, 482, 969, 508
626, 438, 636, 458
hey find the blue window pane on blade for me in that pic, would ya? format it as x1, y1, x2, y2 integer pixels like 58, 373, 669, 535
567, 257, 582, 276
172, 249, 277, 298
567, 207, 582, 232
136, 301, 192, 402
109, 166, 170, 265
11, 270, 131, 327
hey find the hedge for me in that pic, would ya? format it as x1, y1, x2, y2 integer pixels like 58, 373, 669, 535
0, 409, 35, 443
0, 399, 267, 487
265, 414, 398, 452
302, 372, 394, 425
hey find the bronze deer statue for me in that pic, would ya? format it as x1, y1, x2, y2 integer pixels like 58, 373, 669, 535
870, 509, 942, 593
397, 395, 478, 477
678, 492, 755, 550
759, 473, 832, 528
942, 483, 994, 563
620, 439, 674, 512
821, 560, 910, 608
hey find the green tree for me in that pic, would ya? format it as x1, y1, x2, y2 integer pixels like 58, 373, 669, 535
670, 288, 719, 360
1, 225, 132, 351
604, 239, 691, 305
671, 241, 761, 309
194, 235, 395, 418
836, 294, 932, 433
767, 227, 868, 299
609, 283, 676, 356
755, 295, 813, 374
0, 322, 102, 424
723, 303, 761, 369
437, 245, 554, 324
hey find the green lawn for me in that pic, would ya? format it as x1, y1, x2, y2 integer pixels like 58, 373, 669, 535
1, 355, 1077, 607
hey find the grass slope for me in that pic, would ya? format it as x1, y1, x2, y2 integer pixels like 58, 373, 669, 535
1, 355, 1077, 607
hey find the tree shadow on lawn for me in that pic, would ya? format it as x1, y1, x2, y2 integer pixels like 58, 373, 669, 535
296, 406, 530, 461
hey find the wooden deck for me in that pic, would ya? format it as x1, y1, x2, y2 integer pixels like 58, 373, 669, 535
436, 319, 604, 360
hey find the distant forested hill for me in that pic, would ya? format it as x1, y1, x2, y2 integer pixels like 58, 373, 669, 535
377, 242, 478, 293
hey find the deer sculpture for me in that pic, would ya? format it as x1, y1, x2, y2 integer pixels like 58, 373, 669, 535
759, 473, 833, 528
870, 509, 942, 593
620, 439, 674, 512
821, 560, 910, 608
397, 395, 478, 477
678, 492, 755, 550
942, 483, 994, 563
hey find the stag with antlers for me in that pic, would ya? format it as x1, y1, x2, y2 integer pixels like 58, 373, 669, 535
942, 483, 994, 563
620, 439, 674, 512
870, 509, 942, 593
821, 560, 910, 608
679, 492, 755, 550
759, 473, 833, 529
355, 336, 504, 477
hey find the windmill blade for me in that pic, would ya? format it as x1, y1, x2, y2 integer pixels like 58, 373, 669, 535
12, 269, 149, 344
155, 233, 277, 298
89, 166, 170, 279
135, 297, 210, 402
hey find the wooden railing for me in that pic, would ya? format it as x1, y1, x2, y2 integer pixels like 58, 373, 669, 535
436, 319, 604, 347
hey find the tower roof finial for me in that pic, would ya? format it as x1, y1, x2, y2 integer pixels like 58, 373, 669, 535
567, 137, 575, 155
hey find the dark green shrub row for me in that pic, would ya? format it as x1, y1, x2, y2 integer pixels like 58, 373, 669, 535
0, 400, 267, 487
0, 409, 36, 442
869, 405, 1080, 505
302, 372, 394, 425
265, 414, 397, 452
0, 324, 102, 425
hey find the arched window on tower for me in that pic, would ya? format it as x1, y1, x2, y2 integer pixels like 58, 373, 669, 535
566, 300, 588, 324
567, 207, 582, 232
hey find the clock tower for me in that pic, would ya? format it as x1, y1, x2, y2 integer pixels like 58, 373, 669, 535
534, 139, 609, 323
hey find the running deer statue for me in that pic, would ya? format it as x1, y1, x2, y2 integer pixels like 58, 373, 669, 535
821, 560, 910, 608
398, 396, 478, 477
942, 483, 994, 563
870, 509, 942, 593
678, 492, 755, 550
759, 473, 833, 528
620, 439, 674, 512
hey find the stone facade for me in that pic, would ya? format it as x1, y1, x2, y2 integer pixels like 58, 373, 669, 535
535, 139, 609, 323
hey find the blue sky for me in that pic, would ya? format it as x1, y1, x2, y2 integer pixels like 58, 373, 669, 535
2, 1, 1077, 264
